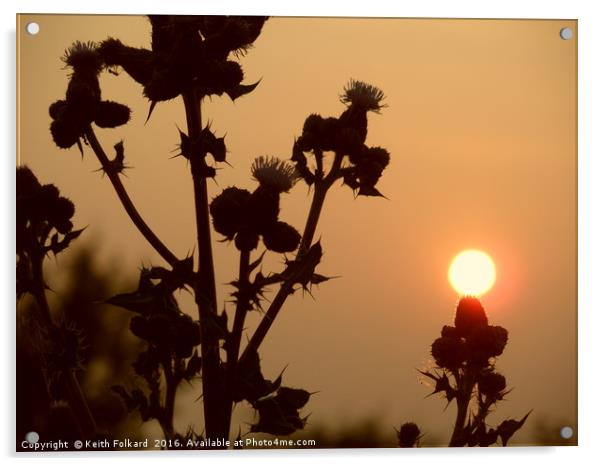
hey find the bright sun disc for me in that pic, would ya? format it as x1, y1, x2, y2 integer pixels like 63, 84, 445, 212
448, 249, 496, 296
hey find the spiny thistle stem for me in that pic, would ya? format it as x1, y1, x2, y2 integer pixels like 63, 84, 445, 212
449, 369, 475, 447
228, 249, 251, 369
469, 397, 495, 437
240, 152, 344, 363
85, 127, 179, 267
224, 248, 251, 433
181, 90, 227, 442
299, 151, 344, 253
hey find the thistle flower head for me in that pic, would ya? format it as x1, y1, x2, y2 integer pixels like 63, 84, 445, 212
478, 371, 507, 397
455, 296, 488, 337
251, 156, 300, 193
466, 325, 509, 366
431, 336, 466, 369
62, 41, 102, 73
340, 79, 386, 113
397, 422, 421, 448
16, 165, 41, 196
262, 221, 301, 253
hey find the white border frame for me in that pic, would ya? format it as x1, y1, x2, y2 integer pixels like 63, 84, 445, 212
2, 1, 600, 464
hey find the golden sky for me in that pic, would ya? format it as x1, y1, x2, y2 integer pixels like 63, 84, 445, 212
17, 15, 576, 444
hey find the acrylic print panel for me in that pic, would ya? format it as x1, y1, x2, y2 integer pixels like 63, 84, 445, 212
16, 15, 577, 451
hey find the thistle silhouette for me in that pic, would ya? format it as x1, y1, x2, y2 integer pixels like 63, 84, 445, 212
36, 15, 391, 448
399, 297, 531, 447
16, 166, 95, 439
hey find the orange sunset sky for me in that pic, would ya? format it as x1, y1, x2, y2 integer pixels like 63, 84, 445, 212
17, 15, 576, 444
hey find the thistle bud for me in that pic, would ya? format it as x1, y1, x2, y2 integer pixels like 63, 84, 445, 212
147, 314, 171, 344
201, 16, 268, 60
338, 105, 368, 144
491, 326, 509, 355
49, 100, 68, 120
222, 16, 267, 54
441, 325, 458, 338
94, 101, 131, 128
333, 126, 363, 155
202, 60, 244, 96
478, 371, 507, 397
298, 114, 340, 152
366, 146, 391, 169
210, 187, 251, 239
340, 79, 386, 113
397, 422, 420, 448
298, 114, 325, 151
467, 325, 509, 365
62, 41, 103, 74
235, 228, 259, 251
431, 336, 466, 369
248, 186, 280, 229
143, 68, 185, 102
37, 184, 60, 219
251, 156, 300, 194
454, 297, 488, 337
65, 73, 101, 121
338, 80, 386, 143
198, 16, 228, 40
262, 221, 301, 253
16, 166, 41, 195
50, 115, 86, 150
50, 197, 75, 234
98, 38, 154, 86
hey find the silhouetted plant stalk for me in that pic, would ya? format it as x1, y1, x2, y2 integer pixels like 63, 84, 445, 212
16, 167, 96, 439
239, 151, 344, 363
44, 16, 391, 447
84, 128, 179, 267
398, 297, 531, 448
181, 88, 227, 440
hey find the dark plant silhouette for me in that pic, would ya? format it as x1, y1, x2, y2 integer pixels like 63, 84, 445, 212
38, 15, 391, 448
396, 422, 422, 448
17, 244, 144, 449
16, 166, 95, 439
398, 297, 531, 447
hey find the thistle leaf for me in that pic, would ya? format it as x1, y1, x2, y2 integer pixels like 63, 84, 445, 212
106, 290, 155, 314
310, 273, 336, 285
249, 251, 266, 273
276, 387, 311, 410
497, 410, 532, 446
358, 184, 386, 198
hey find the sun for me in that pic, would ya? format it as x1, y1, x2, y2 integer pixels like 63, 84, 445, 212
448, 249, 496, 296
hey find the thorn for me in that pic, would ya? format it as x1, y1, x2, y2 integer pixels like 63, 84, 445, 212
145, 101, 157, 124
417, 369, 438, 381
76, 139, 84, 158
